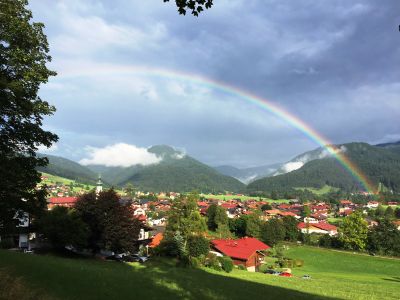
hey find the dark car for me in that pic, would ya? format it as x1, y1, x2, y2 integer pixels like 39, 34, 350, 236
264, 269, 281, 275
122, 254, 149, 263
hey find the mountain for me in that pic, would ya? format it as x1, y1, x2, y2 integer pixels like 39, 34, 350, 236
36, 154, 98, 184
375, 140, 400, 154
215, 163, 282, 184
247, 142, 400, 193
86, 145, 245, 193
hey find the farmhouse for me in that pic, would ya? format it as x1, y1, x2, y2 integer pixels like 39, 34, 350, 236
211, 237, 270, 272
297, 222, 338, 236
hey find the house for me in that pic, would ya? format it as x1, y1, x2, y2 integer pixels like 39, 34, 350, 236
47, 197, 78, 210
366, 201, 379, 209
211, 237, 270, 272
297, 222, 338, 236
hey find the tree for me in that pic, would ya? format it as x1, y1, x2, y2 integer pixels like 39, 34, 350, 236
166, 192, 206, 238
367, 218, 400, 256
187, 235, 209, 257
338, 211, 368, 250
384, 206, 394, 219
261, 218, 285, 246
282, 216, 299, 241
229, 215, 247, 237
163, 0, 213, 16
0, 0, 58, 235
374, 205, 386, 218
206, 203, 228, 232
395, 207, 400, 219
270, 191, 278, 200
36, 206, 88, 250
245, 210, 262, 238
74, 189, 142, 253
261, 203, 272, 211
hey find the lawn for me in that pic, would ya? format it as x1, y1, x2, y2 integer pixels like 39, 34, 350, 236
1, 246, 399, 300
201, 194, 291, 203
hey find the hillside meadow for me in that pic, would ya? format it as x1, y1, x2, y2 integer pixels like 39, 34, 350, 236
1, 246, 399, 300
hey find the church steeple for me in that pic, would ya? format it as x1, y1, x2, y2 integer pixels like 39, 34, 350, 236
96, 174, 103, 194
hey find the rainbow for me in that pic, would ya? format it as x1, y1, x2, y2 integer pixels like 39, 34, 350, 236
61, 64, 376, 193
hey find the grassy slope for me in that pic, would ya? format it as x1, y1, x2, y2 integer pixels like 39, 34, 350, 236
201, 194, 291, 203
294, 185, 339, 195
1, 246, 399, 300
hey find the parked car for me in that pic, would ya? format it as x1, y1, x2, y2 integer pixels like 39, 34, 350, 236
264, 269, 281, 276
302, 275, 311, 280
279, 272, 292, 277
123, 254, 149, 263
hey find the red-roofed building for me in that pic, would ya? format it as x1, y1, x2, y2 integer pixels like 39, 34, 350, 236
211, 237, 270, 272
148, 233, 163, 248
47, 197, 78, 209
220, 203, 238, 210
297, 222, 338, 236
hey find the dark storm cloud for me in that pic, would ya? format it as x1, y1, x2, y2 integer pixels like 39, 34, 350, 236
31, 0, 400, 167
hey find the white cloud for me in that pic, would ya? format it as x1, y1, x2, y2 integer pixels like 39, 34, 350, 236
37, 143, 59, 153
281, 161, 304, 173
79, 143, 161, 167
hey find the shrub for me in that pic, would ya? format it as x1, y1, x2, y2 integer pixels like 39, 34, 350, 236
205, 253, 222, 271
0, 238, 15, 249
294, 259, 304, 267
237, 264, 246, 271
187, 235, 209, 257
218, 256, 234, 273
258, 264, 269, 273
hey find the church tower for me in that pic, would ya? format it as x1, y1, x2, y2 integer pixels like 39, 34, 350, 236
96, 174, 103, 195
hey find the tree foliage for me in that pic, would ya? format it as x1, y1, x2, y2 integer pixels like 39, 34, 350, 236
74, 190, 142, 253
0, 0, 58, 234
261, 218, 285, 246
163, 0, 213, 16
36, 206, 88, 249
338, 211, 368, 250
367, 218, 400, 256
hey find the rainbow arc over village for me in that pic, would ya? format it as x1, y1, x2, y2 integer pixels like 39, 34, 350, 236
62, 64, 376, 193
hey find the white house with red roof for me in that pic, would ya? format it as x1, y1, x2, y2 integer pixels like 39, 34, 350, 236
211, 237, 270, 272
297, 222, 338, 236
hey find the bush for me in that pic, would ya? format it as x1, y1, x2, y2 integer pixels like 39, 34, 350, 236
294, 259, 304, 267
0, 237, 15, 249
218, 256, 234, 273
205, 253, 222, 271
237, 264, 246, 271
258, 264, 269, 273
187, 235, 209, 257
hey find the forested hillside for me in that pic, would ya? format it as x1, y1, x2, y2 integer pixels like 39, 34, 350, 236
248, 143, 400, 193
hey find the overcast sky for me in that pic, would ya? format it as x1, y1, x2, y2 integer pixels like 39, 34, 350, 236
31, 0, 400, 168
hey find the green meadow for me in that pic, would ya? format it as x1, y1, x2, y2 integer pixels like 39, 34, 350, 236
294, 185, 339, 195
1, 245, 399, 300
201, 194, 291, 203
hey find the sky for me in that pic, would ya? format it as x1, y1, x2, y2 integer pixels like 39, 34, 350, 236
31, 0, 400, 168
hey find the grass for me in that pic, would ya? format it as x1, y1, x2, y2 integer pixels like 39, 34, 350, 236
201, 194, 291, 203
1, 246, 399, 300
294, 185, 339, 195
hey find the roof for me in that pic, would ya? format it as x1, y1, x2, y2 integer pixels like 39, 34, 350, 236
148, 233, 163, 248
298, 222, 337, 232
48, 197, 77, 204
211, 237, 270, 260
220, 203, 238, 209
278, 211, 297, 217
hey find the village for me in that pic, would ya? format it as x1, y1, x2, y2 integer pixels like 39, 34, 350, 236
13, 175, 395, 274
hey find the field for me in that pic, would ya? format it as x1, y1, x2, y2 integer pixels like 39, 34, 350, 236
40, 172, 96, 193
294, 185, 339, 195
1, 246, 399, 300
201, 194, 291, 203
